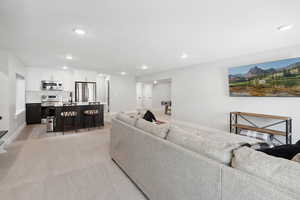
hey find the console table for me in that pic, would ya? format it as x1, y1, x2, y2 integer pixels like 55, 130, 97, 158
230, 112, 292, 144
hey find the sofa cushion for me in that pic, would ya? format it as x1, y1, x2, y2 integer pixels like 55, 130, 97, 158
170, 122, 260, 145
116, 113, 137, 126
170, 121, 232, 137
167, 128, 259, 164
232, 147, 300, 194
205, 131, 260, 146
135, 118, 169, 139
292, 153, 300, 163
170, 123, 201, 136
167, 126, 199, 147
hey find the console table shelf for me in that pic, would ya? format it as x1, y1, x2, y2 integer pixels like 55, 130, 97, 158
230, 112, 292, 144
0, 130, 8, 139
0, 130, 8, 147
232, 124, 286, 136
230, 112, 290, 121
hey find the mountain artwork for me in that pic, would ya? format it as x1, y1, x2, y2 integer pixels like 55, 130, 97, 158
228, 57, 300, 97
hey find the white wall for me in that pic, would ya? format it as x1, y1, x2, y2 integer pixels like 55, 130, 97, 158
97, 75, 108, 103
8, 54, 27, 136
0, 50, 8, 74
0, 51, 26, 143
0, 72, 9, 131
110, 75, 137, 113
152, 82, 171, 110
137, 44, 300, 143
0, 50, 9, 130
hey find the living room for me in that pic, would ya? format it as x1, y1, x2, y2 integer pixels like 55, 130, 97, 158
1, 0, 300, 199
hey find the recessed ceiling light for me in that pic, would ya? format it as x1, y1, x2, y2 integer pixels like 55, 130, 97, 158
141, 65, 148, 70
153, 80, 158, 84
181, 52, 188, 59
62, 66, 68, 70
65, 55, 73, 60
277, 24, 294, 31
120, 72, 127, 75
73, 28, 86, 35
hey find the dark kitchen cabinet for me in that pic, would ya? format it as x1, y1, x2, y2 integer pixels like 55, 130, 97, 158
26, 103, 41, 124
53, 104, 104, 132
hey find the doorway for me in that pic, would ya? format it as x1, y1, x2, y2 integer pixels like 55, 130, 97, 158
136, 78, 172, 114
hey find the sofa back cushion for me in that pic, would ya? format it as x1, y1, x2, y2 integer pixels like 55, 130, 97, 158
167, 127, 257, 165
170, 122, 260, 146
167, 126, 199, 147
170, 123, 201, 136
232, 147, 300, 194
135, 118, 169, 139
170, 121, 233, 136
116, 113, 137, 126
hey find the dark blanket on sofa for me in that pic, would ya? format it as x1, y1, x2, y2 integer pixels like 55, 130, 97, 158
258, 141, 300, 160
143, 110, 157, 122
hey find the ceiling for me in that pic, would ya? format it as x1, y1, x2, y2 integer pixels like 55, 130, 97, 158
1, 0, 300, 76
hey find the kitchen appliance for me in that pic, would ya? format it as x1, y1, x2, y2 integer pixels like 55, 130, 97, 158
46, 116, 55, 132
75, 81, 97, 102
41, 95, 62, 102
41, 95, 62, 123
41, 80, 63, 91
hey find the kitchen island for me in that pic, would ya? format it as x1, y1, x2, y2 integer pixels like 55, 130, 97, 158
41, 102, 104, 132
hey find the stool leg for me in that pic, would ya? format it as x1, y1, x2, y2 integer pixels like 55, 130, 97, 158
72, 117, 75, 133
62, 117, 65, 135
74, 117, 77, 133
93, 115, 96, 129
87, 115, 91, 131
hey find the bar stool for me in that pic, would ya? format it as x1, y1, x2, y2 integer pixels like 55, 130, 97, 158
61, 103, 78, 135
83, 102, 100, 130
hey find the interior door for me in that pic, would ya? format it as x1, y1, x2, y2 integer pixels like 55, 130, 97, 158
142, 84, 153, 109
136, 82, 143, 109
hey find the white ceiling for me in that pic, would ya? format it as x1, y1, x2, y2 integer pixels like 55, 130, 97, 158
1, 0, 300, 75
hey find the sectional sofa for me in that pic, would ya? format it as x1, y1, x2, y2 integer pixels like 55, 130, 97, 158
110, 113, 299, 200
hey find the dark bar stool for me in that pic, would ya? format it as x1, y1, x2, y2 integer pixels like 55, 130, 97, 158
61, 103, 79, 135
83, 102, 100, 130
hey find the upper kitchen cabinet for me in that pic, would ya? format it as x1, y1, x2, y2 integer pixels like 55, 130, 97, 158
26, 67, 51, 91
25, 67, 100, 92
26, 67, 73, 91
73, 70, 97, 82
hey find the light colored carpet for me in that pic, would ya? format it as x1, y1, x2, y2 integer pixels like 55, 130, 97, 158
0, 126, 146, 200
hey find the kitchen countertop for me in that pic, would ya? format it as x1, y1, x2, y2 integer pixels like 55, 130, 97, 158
41, 102, 103, 107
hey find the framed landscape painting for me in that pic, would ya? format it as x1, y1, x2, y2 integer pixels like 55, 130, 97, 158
229, 57, 300, 97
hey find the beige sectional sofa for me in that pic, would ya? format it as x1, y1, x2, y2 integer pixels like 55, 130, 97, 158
110, 114, 299, 200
